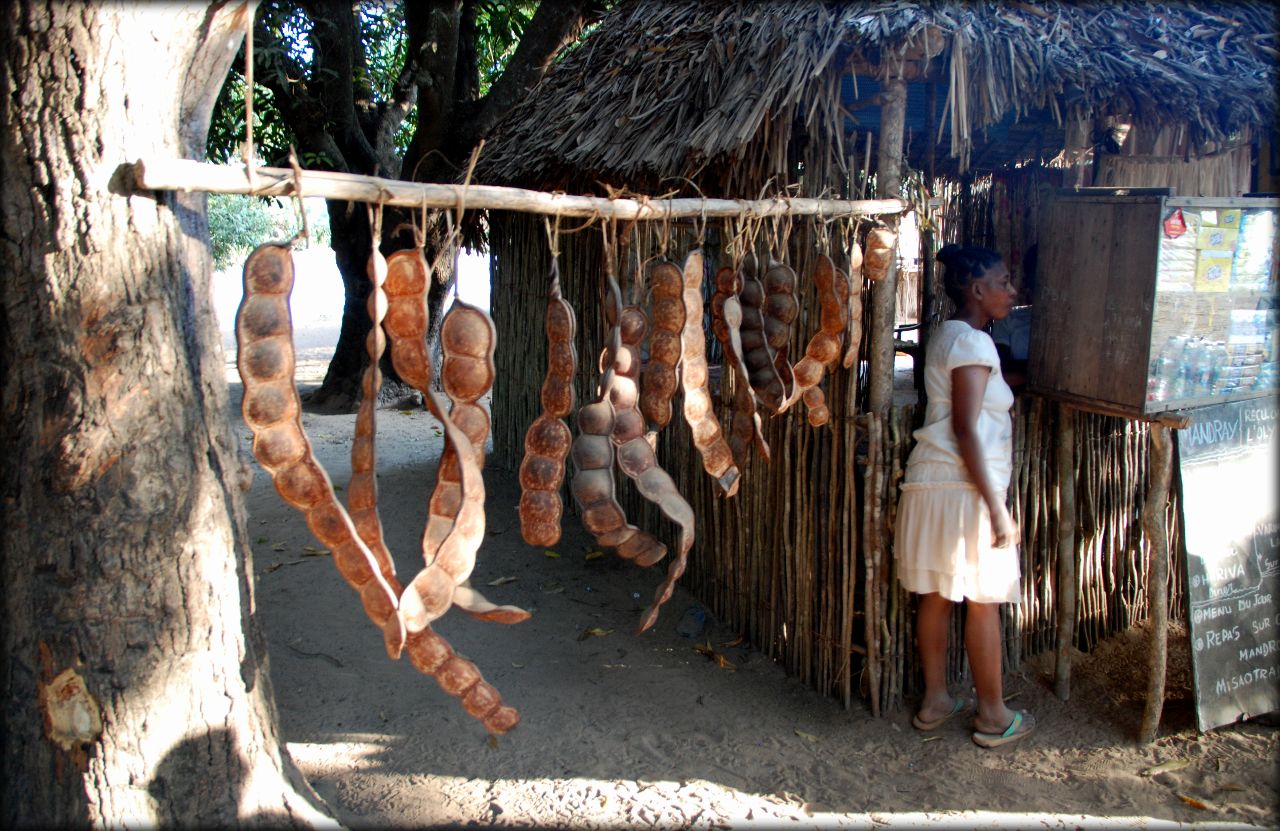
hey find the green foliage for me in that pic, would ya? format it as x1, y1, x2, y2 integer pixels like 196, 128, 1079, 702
207, 193, 330, 270
475, 1, 538, 96
206, 77, 293, 165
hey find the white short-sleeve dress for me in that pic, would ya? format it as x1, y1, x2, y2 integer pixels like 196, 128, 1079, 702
894, 320, 1021, 603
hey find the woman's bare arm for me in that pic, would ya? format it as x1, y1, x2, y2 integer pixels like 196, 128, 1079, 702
952, 364, 1017, 547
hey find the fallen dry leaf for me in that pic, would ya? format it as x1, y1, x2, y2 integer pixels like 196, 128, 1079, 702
577, 627, 613, 641
794, 730, 820, 744
544, 549, 561, 558
584, 550, 604, 561
301, 546, 329, 556
1176, 794, 1209, 810
1142, 758, 1190, 777
487, 576, 518, 586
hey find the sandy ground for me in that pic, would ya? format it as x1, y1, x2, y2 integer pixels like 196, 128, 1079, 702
216, 265, 1279, 830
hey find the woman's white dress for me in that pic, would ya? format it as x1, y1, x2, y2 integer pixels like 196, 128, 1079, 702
894, 320, 1021, 603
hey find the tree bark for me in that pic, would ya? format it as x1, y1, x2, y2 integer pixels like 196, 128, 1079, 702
1, 2, 331, 825
869, 76, 906, 415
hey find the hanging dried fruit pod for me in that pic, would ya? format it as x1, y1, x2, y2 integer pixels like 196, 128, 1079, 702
606, 301, 696, 632
238, 243, 406, 659
678, 249, 740, 496
709, 265, 737, 353
347, 239, 400, 589
723, 291, 771, 466
738, 254, 787, 412
243, 243, 520, 735
778, 253, 850, 423
427, 300, 528, 627
519, 264, 577, 548
570, 276, 667, 568
864, 227, 897, 283
842, 242, 864, 370
639, 258, 684, 431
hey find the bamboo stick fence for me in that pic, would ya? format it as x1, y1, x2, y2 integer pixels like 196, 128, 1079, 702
491, 204, 1186, 717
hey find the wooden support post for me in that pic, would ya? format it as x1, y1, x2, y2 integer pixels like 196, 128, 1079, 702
1139, 423, 1173, 743
916, 81, 939, 405
868, 76, 907, 416
1053, 403, 1077, 700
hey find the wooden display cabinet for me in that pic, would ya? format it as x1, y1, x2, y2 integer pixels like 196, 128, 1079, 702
1028, 194, 1278, 419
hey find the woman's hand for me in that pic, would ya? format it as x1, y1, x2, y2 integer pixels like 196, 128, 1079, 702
991, 503, 1019, 549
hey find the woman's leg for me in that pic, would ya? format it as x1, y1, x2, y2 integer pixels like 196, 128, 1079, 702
916, 592, 958, 720
964, 601, 1018, 733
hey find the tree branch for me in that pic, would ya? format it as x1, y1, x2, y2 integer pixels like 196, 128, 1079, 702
300, 0, 378, 170
370, 0, 443, 169
402, 1, 465, 180
462, 0, 604, 149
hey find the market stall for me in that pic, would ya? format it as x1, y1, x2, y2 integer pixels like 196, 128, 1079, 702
475, 0, 1278, 732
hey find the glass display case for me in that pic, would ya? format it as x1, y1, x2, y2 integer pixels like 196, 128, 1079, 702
1029, 194, 1278, 419
1145, 204, 1277, 410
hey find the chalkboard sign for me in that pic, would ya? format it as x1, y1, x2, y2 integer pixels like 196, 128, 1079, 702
1181, 395, 1279, 731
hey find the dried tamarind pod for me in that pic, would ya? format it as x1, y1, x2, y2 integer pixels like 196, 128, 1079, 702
237, 242, 406, 660
679, 249, 740, 496
761, 258, 799, 352
723, 293, 771, 466
710, 265, 738, 357
738, 254, 786, 412
639, 258, 684, 431
842, 243, 865, 370
295, 243, 517, 734
762, 257, 799, 406
346, 242, 400, 590
519, 264, 577, 548
451, 582, 529, 625
422, 301, 495, 558
570, 278, 667, 568
383, 250, 433, 390
606, 300, 696, 632
864, 227, 897, 283
778, 253, 849, 418
429, 301, 530, 626
803, 386, 830, 427
405, 628, 519, 735
382, 249, 499, 632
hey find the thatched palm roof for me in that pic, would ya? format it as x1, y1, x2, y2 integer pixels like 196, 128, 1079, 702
478, 0, 1277, 189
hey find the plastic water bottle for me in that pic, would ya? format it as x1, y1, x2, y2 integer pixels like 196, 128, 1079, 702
1174, 339, 1193, 399
676, 604, 709, 638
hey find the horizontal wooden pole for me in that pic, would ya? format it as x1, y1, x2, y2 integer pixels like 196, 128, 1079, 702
131, 158, 907, 221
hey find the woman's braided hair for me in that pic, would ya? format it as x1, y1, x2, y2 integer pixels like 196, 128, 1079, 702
936, 244, 1003, 307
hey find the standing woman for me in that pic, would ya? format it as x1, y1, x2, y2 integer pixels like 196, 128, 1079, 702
894, 244, 1035, 748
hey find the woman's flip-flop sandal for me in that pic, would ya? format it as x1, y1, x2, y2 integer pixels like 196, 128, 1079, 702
911, 697, 969, 732
972, 710, 1035, 748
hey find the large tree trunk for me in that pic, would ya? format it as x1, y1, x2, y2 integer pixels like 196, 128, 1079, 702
1, 3, 331, 825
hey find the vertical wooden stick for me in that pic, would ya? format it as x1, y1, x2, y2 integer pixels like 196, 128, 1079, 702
863, 413, 881, 716
1054, 403, 1077, 700
1139, 423, 1173, 744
